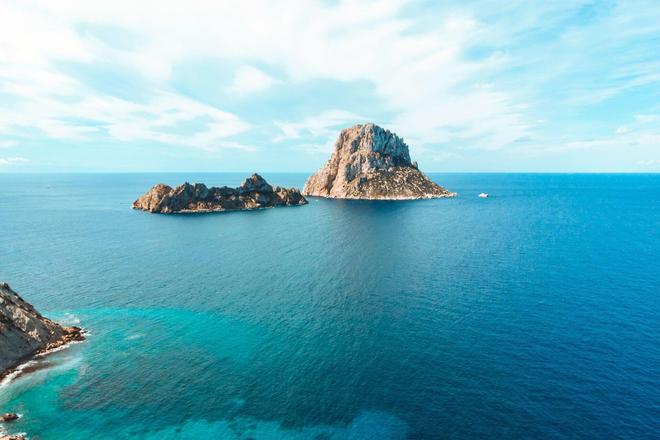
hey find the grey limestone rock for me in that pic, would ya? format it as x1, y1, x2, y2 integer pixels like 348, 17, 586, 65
303, 123, 455, 199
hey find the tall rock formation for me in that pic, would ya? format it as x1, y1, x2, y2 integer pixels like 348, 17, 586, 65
303, 123, 455, 199
0, 283, 84, 377
133, 173, 307, 214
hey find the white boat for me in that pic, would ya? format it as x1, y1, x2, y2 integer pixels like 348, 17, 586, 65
478, 193, 489, 198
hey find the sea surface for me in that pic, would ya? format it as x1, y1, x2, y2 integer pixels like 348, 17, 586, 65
0, 173, 658, 439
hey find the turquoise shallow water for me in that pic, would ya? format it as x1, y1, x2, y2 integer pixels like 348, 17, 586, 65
0, 173, 658, 439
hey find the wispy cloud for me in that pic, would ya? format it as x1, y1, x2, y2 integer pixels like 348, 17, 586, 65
227, 65, 279, 95
0, 1, 252, 153
430, 152, 462, 162
637, 159, 660, 166
0, 156, 28, 165
1, 1, 526, 155
635, 114, 660, 123
0, 0, 659, 171
519, 111, 660, 172
0, 141, 18, 149
274, 110, 367, 143
289, 140, 337, 156
0, 86, 251, 151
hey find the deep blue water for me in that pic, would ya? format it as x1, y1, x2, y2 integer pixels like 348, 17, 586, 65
0, 173, 658, 439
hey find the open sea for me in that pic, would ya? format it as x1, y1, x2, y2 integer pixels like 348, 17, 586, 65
0, 173, 658, 439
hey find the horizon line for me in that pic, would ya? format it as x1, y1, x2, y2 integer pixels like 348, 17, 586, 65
1, 171, 659, 175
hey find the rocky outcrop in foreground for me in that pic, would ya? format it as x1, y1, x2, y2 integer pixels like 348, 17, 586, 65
303, 123, 455, 199
0, 283, 84, 379
0, 415, 18, 423
0, 414, 22, 440
133, 173, 307, 214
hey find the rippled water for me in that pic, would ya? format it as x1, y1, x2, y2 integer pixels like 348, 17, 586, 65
0, 173, 658, 439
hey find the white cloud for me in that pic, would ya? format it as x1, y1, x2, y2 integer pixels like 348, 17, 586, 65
289, 140, 337, 156
0, 0, 658, 168
0, 1, 252, 152
538, 133, 660, 154
100, 92, 252, 151
0, 83, 252, 151
635, 114, 660, 123
0, 156, 28, 165
530, 126, 660, 160
0, 141, 17, 149
227, 65, 278, 94
274, 110, 367, 143
2, 0, 528, 155
637, 159, 660, 166
430, 152, 461, 162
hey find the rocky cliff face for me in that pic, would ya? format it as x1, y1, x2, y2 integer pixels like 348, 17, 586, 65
303, 123, 455, 199
0, 283, 84, 377
133, 173, 307, 214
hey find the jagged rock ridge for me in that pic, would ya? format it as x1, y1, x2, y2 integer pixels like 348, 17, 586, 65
0, 283, 84, 378
133, 173, 308, 214
303, 123, 455, 199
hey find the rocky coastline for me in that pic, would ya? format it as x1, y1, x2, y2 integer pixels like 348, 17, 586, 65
0, 283, 85, 382
133, 173, 307, 214
0, 283, 85, 440
303, 123, 455, 200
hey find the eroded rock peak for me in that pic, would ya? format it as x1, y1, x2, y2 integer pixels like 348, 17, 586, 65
302, 124, 455, 199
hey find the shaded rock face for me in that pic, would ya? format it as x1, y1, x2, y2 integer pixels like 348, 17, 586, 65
133, 173, 307, 214
0, 283, 84, 377
303, 123, 455, 199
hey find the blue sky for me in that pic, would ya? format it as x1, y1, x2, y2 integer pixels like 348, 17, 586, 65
1, 0, 659, 172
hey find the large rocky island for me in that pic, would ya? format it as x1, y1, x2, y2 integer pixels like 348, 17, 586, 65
0, 282, 84, 380
303, 123, 455, 199
133, 173, 307, 214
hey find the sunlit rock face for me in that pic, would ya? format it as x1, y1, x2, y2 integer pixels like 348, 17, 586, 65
133, 174, 307, 214
0, 283, 84, 376
303, 123, 455, 199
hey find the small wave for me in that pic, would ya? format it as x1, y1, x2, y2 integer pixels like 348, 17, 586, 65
1, 330, 88, 388
36, 337, 86, 358
0, 360, 38, 387
60, 312, 81, 325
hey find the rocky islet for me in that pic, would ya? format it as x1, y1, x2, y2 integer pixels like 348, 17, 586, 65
303, 123, 455, 199
133, 173, 307, 214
